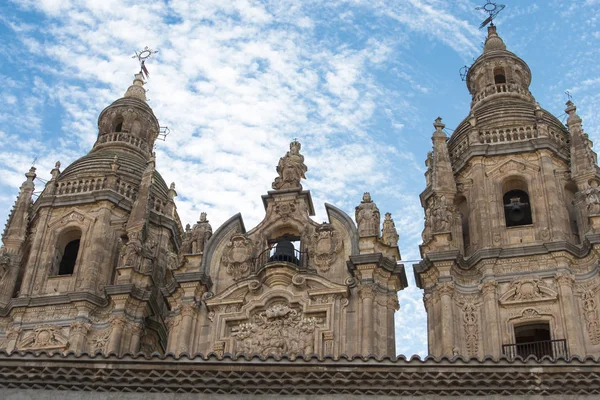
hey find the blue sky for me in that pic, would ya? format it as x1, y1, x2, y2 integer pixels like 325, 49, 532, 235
0, 0, 598, 356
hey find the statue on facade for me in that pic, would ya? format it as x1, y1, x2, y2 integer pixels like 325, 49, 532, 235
381, 212, 399, 247
430, 195, 452, 233
272, 140, 307, 190
191, 212, 212, 254
355, 192, 380, 237
121, 232, 143, 268
0, 248, 10, 282
586, 180, 600, 215
180, 224, 193, 255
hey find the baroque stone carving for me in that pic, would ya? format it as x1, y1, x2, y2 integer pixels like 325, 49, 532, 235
89, 329, 110, 352
581, 289, 600, 345
191, 212, 212, 254
272, 140, 307, 190
231, 303, 320, 357
355, 193, 380, 237
381, 212, 399, 246
499, 277, 557, 304
221, 234, 254, 280
18, 325, 69, 351
120, 231, 143, 269
0, 248, 10, 282
585, 180, 600, 215
457, 295, 480, 356
274, 201, 297, 222
308, 223, 342, 272
430, 195, 453, 233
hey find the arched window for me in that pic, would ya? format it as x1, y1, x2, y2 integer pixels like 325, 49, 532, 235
456, 195, 470, 252
504, 190, 532, 227
113, 115, 124, 132
564, 182, 579, 242
53, 229, 82, 276
503, 178, 532, 227
493, 67, 506, 84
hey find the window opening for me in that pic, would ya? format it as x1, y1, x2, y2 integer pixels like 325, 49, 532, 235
58, 239, 80, 275
494, 67, 506, 84
514, 322, 552, 359
503, 189, 532, 227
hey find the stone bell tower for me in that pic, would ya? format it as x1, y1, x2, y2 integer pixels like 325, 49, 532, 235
0, 73, 182, 355
415, 24, 600, 359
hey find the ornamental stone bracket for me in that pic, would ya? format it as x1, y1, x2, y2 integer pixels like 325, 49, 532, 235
499, 277, 558, 305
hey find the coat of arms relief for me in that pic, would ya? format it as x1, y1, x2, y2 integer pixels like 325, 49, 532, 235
221, 234, 255, 280
230, 302, 321, 357
307, 223, 342, 273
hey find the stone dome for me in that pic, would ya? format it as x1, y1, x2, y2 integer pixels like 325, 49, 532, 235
57, 148, 170, 200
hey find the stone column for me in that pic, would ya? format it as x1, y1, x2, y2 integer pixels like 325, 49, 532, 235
129, 323, 144, 354
69, 321, 91, 353
386, 293, 400, 355
480, 280, 501, 358
470, 160, 491, 248
423, 293, 436, 356
539, 150, 565, 240
166, 315, 181, 354
107, 315, 127, 355
359, 285, 375, 356
438, 282, 455, 356
556, 273, 584, 356
177, 303, 198, 354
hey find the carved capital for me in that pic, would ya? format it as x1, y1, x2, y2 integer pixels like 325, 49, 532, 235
130, 323, 144, 336
556, 272, 575, 288
69, 321, 91, 336
180, 303, 198, 317
167, 315, 181, 329
109, 315, 128, 329
480, 280, 497, 297
438, 282, 454, 298
358, 285, 376, 300
387, 294, 400, 310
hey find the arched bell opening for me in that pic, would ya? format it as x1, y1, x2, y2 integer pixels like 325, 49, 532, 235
53, 228, 82, 276
493, 66, 506, 84
113, 115, 124, 133
269, 235, 301, 266
502, 178, 532, 227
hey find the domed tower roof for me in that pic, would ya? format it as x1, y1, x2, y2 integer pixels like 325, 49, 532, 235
447, 25, 569, 172
49, 74, 171, 204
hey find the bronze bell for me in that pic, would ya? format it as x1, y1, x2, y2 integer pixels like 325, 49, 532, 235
269, 240, 299, 265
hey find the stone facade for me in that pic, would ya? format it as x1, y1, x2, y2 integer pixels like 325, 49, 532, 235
0, 75, 406, 360
416, 25, 600, 360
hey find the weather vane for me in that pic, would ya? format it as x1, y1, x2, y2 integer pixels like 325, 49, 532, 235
476, 0, 505, 29
459, 65, 470, 81
132, 46, 158, 79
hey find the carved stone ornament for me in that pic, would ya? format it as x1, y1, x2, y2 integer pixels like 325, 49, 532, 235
120, 232, 143, 269
585, 180, 600, 215
581, 289, 600, 345
457, 295, 481, 356
381, 212, 399, 247
355, 192, 380, 237
18, 325, 69, 351
499, 277, 558, 305
430, 194, 453, 233
0, 248, 10, 283
274, 201, 297, 222
89, 329, 110, 351
272, 140, 308, 190
231, 302, 320, 357
60, 211, 85, 225
221, 234, 254, 280
308, 223, 342, 272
